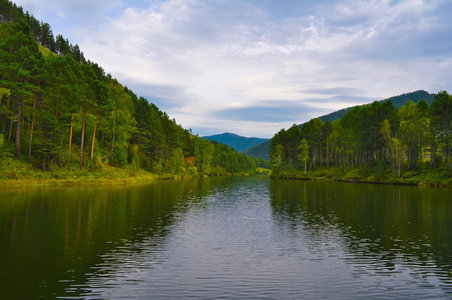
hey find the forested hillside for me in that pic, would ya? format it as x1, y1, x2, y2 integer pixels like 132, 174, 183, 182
0, 0, 269, 181
245, 90, 437, 161
242, 140, 271, 160
269, 93, 452, 184
318, 90, 435, 123
203, 132, 268, 153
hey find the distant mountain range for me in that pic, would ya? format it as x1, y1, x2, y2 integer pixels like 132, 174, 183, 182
203, 132, 269, 153
244, 90, 436, 160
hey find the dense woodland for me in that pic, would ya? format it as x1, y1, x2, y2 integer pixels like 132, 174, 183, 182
0, 1, 269, 180
269, 92, 452, 180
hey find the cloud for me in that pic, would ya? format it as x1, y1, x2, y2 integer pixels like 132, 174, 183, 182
302, 87, 364, 96
14, 0, 452, 137
212, 100, 328, 123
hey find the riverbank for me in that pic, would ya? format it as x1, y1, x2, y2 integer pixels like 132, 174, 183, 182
0, 156, 259, 186
270, 168, 452, 187
0, 156, 181, 186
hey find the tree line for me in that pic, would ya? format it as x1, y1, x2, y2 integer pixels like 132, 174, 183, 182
269, 92, 452, 177
0, 0, 85, 62
0, 3, 269, 177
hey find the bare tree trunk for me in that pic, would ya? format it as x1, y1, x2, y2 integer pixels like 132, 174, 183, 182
50, 150, 54, 172
80, 100, 86, 171
319, 142, 322, 168
15, 97, 22, 159
28, 94, 37, 164
59, 128, 63, 167
4, 93, 10, 137
326, 136, 330, 169
68, 113, 73, 171
8, 118, 12, 140
50, 98, 59, 172
110, 111, 116, 166
90, 110, 99, 159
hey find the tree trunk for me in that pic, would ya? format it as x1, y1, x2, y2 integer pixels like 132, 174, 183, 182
4, 93, 10, 137
385, 131, 395, 174
326, 136, 330, 169
110, 111, 116, 166
80, 100, 86, 171
8, 118, 12, 140
59, 128, 63, 167
28, 94, 37, 164
15, 97, 22, 159
90, 110, 99, 159
319, 142, 322, 168
50, 98, 59, 172
68, 113, 73, 171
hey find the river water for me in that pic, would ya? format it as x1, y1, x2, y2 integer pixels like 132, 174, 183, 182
0, 177, 452, 299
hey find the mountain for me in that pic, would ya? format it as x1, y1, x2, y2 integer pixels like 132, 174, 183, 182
318, 90, 435, 123
203, 132, 269, 153
242, 140, 271, 160
244, 90, 437, 160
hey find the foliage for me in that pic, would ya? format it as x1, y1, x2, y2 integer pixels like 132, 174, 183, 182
0, 2, 271, 181
297, 138, 309, 172
242, 139, 271, 160
318, 90, 435, 123
270, 93, 452, 185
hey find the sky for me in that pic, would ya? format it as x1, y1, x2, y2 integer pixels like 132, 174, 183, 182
14, 0, 452, 138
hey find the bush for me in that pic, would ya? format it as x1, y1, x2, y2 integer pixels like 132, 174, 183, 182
88, 154, 104, 172
402, 171, 416, 179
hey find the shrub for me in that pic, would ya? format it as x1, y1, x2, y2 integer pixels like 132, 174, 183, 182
88, 154, 104, 172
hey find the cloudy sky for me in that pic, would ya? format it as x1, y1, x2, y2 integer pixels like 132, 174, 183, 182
15, 0, 452, 138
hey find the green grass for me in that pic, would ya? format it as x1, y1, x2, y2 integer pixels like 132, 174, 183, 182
38, 43, 56, 57
270, 167, 452, 187
0, 154, 160, 186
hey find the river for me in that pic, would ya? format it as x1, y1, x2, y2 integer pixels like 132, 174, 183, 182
0, 177, 451, 299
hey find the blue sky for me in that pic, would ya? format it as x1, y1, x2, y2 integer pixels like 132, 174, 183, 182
15, 0, 452, 138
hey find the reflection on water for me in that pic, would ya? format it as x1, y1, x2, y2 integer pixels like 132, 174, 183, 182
0, 179, 209, 299
0, 178, 452, 299
270, 180, 452, 298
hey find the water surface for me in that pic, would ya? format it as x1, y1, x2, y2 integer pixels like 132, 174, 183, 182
0, 178, 451, 299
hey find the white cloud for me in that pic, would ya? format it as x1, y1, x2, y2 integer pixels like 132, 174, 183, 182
14, 0, 452, 137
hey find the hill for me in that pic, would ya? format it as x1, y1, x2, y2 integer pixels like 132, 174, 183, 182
245, 90, 437, 160
242, 140, 271, 160
318, 90, 435, 123
203, 132, 268, 153
0, 1, 269, 179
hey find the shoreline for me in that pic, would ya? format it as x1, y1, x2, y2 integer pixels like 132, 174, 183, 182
270, 168, 452, 188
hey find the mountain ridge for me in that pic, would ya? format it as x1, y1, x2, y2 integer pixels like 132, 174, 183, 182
244, 90, 437, 160
203, 132, 269, 153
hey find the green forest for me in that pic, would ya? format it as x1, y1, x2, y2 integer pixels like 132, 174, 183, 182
269, 92, 452, 185
0, 0, 269, 183
1, 0, 451, 186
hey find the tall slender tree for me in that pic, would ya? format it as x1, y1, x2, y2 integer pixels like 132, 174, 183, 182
431, 91, 452, 172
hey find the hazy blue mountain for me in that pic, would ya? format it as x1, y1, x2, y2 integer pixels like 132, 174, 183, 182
203, 132, 269, 153
244, 90, 436, 160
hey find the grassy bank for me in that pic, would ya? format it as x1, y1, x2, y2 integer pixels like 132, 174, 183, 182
270, 167, 452, 187
0, 156, 179, 186
0, 155, 256, 187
